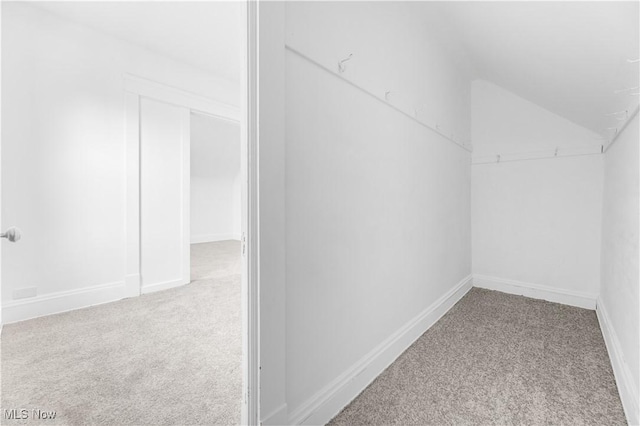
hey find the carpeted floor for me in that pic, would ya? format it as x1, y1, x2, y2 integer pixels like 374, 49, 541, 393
329, 287, 626, 425
1, 240, 242, 425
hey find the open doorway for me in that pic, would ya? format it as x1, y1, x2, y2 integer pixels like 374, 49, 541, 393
190, 112, 242, 281
0, 1, 256, 424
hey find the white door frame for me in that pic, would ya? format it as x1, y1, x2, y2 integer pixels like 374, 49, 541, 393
124, 69, 260, 423
243, 1, 260, 424
124, 74, 241, 297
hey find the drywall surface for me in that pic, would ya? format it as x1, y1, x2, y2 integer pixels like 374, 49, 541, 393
190, 113, 241, 243
258, 2, 287, 423
286, 2, 473, 147
471, 80, 602, 158
471, 79, 604, 298
472, 155, 603, 296
1, 3, 238, 316
285, 2, 472, 417
600, 114, 639, 410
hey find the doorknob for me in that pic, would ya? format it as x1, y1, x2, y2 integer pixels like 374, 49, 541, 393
1, 227, 21, 242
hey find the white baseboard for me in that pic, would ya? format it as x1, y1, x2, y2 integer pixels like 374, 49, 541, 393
125, 274, 141, 298
191, 233, 241, 244
141, 278, 189, 295
473, 274, 597, 309
1, 281, 126, 324
288, 274, 473, 426
596, 299, 639, 425
262, 403, 288, 426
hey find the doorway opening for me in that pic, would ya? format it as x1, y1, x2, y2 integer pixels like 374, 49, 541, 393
0, 1, 257, 424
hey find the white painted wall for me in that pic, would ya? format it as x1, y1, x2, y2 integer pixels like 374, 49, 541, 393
599, 113, 639, 423
1, 3, 238, 321
140, 98, 189, 293
472, 157, 603, 297
471, 80, 603, 302
471, 80, 603, 158
190, 113, 241, 243
286, 2, 472, 146
284, 2, 472, 422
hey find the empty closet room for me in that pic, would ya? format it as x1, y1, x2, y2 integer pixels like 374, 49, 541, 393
258, 2, 639, 425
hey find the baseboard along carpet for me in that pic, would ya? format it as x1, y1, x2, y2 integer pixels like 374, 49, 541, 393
1, 241, 242, 425
329, 287, 626, 425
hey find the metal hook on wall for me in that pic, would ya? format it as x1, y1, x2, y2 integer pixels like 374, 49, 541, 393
338, 54, 353, 73
614, 86, 639, 94
496, 155, 501, 163
554, 147, 558, 157
385, 91, 391, 101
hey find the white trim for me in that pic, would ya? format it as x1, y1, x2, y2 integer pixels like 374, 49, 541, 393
124, 92, 141, 299
124, 74, 240, 122
124, 274, 141, 298
191, 233, 241, 244
262, 403, 288, 426
596, 299, 640, 425
284, 45, 472, 153
288, 275, 473, 426
125, 76, 239, 299
140, 278, 188, 295
604, 105, 640, 153
2, 281, 125, 324
243, 1, 259, 424
472, 145, 603, 165
473, 274, 597, 309
180, 107, 191, 286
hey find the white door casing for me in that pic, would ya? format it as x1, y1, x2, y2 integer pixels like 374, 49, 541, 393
124, 74, 240, 297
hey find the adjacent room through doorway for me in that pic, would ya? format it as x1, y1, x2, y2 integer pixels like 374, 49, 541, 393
0, 1, 250, 424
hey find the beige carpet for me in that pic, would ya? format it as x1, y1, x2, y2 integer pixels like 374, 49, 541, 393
1, 240, 242, 425
329, 287, 626, 425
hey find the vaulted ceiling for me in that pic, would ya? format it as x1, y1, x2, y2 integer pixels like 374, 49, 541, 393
434, 1, 639, 138
30, 1, 639, 139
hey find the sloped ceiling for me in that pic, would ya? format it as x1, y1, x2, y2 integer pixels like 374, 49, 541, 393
27, 1, 639, 140
31, 1, 242, 83
434, 1, 639, 138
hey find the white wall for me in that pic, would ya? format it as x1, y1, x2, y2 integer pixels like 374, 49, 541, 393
284, 3, 472, 422
1, 3, 238, 321
471, 80, 603, 305
472, 157, 603, 298
190, 113, 241, 243
599, 113, 639, 423
472, 80, 603, 158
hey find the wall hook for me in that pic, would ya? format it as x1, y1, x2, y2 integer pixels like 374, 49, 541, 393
605, 110, 628, 117
385, 91, 391, 101
554, 147, 558, 157
496, 155, 501, 163
338, 54, 353, 73
614, 86, 639, 94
